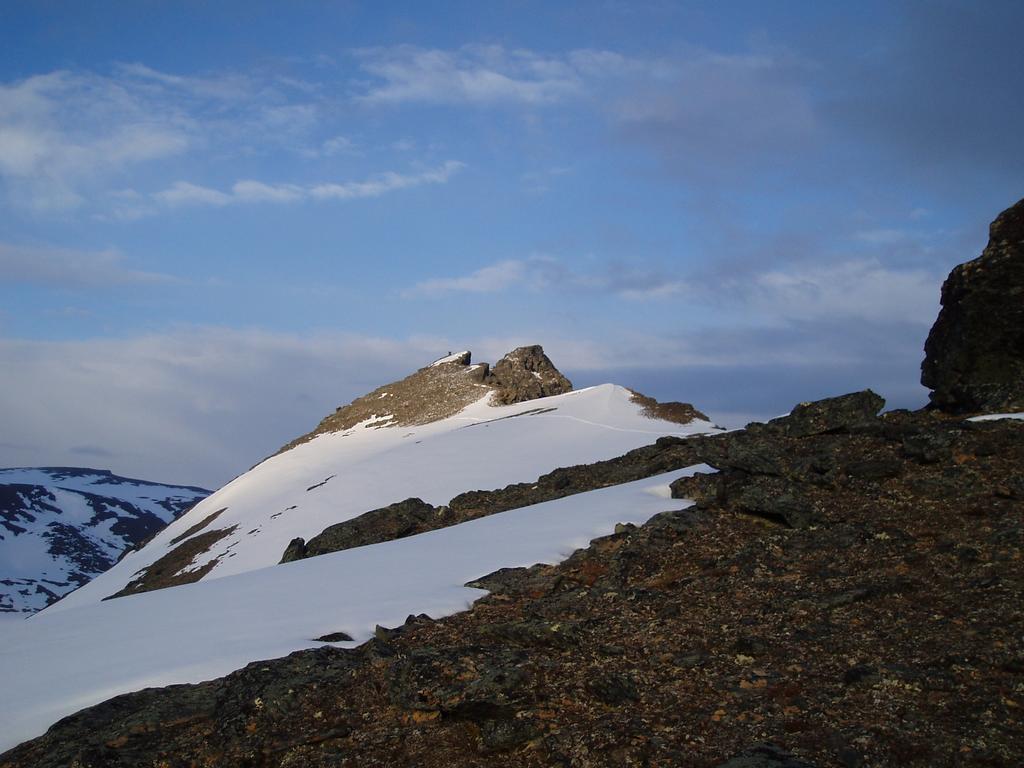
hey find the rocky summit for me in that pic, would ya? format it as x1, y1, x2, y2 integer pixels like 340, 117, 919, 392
922, 197, 1024, 413
278, 344, 572, 454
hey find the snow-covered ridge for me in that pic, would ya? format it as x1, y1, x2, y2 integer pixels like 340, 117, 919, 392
48, 384, 720, 612
0, 468, 209, 613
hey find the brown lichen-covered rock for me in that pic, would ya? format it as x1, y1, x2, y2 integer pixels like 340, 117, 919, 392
484, 345, 573, 405
922, 197, 1024, 413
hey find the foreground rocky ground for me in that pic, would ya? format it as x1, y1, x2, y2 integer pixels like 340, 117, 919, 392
4, 394, 1021, 768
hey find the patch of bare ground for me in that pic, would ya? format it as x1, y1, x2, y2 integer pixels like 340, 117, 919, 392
104, 524, 237, 600
275, 352, 493, 455
629, 388, 710, 424
168, 507, 227, 546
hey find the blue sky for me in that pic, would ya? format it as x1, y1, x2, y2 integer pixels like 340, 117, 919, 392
2, 1, 1022, 487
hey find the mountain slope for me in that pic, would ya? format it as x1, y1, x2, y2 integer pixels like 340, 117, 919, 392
0, 468, 710, 753
49, 351, 716, 613
0, 468, 209, 613
0, 345, 719, 752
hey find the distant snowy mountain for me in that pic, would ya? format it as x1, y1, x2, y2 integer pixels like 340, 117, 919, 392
0, 468, 209, 613
0, 346, 719, 751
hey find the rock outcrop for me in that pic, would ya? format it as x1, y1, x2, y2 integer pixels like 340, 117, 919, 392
922, 197, 1024, 413
483, 345, 573, 405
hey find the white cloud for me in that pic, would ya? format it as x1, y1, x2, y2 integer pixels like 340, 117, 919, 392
619, 281, 688, 301
405, 255, 687, 301
0, 70, 194, 211
231, 180, 304, 203
152, 161, 463, 209
0, 64, 325, 213
309, 161, 464, 200
742, 259, 941, 326
406, 260, 529, 297
154, 181, 232, 207
0, 242, 178, 287
354, 44, 586, 105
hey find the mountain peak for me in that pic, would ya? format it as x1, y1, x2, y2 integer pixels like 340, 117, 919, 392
278, 344, 573, 454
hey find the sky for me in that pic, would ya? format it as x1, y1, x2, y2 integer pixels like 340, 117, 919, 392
1, 0, 1022, 488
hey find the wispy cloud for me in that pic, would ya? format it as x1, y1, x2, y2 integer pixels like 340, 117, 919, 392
0, 64, 322, 212
404, 255, 687, 301
152, 161, 463, 209
0, 242, 179, 287
354, 44, 586, 106
406, 252, 941, 327
353, 43, 819, 182
0, 70, 191, 210
406, 260, 532, 297
741, 259, 941, 326
309, 161, 463, 200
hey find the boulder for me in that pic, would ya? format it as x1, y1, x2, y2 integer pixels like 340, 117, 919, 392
768, 390, 885, 437
922, 197, 1024, 413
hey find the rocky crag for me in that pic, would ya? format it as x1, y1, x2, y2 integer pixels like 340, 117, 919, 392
922, 196, 1024, 413
2, 200, 1022, 767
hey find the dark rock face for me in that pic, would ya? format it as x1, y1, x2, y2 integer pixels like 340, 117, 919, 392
922, 197, 1024, 413
484, 345, 573, 405
280, 498, 444, 563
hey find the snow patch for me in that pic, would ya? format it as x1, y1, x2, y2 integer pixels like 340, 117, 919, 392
966, 412, 1024, 422
429, 351, 470, 367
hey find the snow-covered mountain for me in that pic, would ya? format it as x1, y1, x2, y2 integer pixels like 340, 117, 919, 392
0, 468, 209, 614
0, 346, 719, 751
